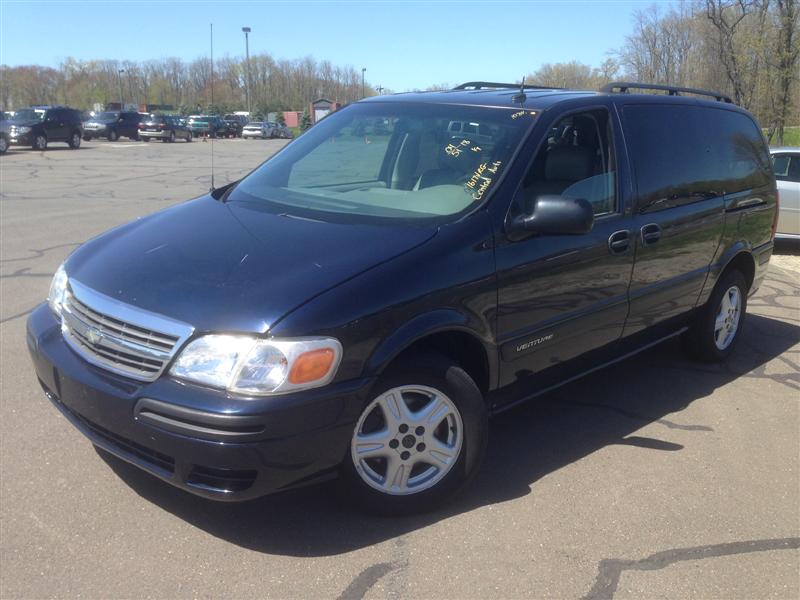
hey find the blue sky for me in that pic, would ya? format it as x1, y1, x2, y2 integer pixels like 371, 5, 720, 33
0, 0, 680, 91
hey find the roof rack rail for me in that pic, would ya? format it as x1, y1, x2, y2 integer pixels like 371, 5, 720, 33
453, 81, 563, 91
600, 81, 732, 104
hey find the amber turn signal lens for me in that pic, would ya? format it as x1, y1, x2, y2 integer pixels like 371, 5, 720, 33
288, 348, 336, 384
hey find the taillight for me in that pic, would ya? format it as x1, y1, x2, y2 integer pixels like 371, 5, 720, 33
771, 190, 780, 239
137, 123, 145, 129
159, 123, 166, 129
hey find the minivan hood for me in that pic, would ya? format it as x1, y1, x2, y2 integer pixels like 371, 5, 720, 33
66, 196, 436, 333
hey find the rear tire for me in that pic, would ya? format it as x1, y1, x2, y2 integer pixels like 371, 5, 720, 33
185, 132, 192, 142
68, 131, 81, 149
338, 354, 488, 515
32, 134, 47, 151
0, 135, 8, 154
683, 269, 748, 362
142, 137, 150, 142
168, 131, 176, 143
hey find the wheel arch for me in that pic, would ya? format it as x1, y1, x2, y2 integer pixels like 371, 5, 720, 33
698, 241, 757, 307
366, 310, 496, 398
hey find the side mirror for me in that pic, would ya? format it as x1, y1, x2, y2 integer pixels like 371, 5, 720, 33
508, 195, 594, 239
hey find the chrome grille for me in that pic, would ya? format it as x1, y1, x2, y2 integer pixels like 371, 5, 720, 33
61, 279, 194, 382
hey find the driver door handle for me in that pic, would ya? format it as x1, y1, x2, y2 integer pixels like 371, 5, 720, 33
608, 230, 630, 254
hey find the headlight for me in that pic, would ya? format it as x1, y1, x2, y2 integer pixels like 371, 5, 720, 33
16, 126, 31, 134
48, 264, 68, 317
170, 335, 342, 396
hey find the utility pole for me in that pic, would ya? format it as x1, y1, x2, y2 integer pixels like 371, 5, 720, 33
117, 69, 125, 109
242, 27, 252, 115
376, 85, 384, 95
361, 67, 366, 99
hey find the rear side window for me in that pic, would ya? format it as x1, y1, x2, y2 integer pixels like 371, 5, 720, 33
773, 154, 800, 183
623, 105, 772, 213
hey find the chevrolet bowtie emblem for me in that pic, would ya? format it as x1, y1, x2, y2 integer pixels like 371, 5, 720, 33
86, 327, 103, 345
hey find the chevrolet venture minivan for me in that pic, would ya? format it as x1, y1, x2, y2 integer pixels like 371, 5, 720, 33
27, 81, 778, 514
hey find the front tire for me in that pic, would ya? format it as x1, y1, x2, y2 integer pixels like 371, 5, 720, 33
684, 269, 748, 362
168, 131, 176, 143
339, 354, 488, 515
32, 134, 47, 151
68, 131, 81, 149
0, 135, 8, 154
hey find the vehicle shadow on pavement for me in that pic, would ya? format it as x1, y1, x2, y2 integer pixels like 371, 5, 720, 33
98, 313, 799, 557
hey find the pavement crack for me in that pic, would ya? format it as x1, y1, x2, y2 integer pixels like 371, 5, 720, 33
581, 537, 800, 600
0, 267, 53, 279
0, 306, 35, 324
336, 561, 407, 600
0, 242, 80, 263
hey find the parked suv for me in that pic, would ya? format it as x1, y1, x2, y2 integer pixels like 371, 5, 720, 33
27, 81, 777, 515
0, 121, 9, 154
83, 111, 144, 141
8, 106, 83, 150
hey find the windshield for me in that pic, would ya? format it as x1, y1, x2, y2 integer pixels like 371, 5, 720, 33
93, 112, 119, 122
13, 109, 45, 122
230, 102, 535, 223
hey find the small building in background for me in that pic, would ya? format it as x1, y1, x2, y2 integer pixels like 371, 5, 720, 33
311, 99, 339, 123
283, 111, 302, 128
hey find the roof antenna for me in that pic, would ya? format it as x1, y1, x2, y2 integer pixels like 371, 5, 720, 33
512, 76, 527, 103
209, 22, 215, 193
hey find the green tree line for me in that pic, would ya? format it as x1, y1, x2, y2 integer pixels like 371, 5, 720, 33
0, 53, 373, 116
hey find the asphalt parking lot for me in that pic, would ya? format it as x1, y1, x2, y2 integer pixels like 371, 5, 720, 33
1, 138, 798, 599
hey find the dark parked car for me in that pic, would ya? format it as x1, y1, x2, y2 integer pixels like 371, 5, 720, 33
0, 121, 9, 154
83, 111, 145, 141
186, 115, 226, 138
8, 106, 83, 151
222, 117, 243, 138
28, 81, 777, 515
138, 115, 192, 143
273, 123, 294, 139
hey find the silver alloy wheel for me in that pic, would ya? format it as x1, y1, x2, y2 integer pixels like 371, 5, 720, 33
71, 133, 80, 148
0, 136, 7, 153
714, 285, 742, 350
34, 135, 47, 150
351, 385, 463, 496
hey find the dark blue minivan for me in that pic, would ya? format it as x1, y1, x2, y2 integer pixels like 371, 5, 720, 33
27, 82, 777, 514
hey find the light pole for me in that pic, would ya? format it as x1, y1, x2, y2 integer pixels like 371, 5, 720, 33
361, 67, 366, 99
117, 69, 125, 109
242, 27, 252, 116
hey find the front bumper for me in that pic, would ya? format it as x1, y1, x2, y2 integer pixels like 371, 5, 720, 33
27, 303, 372, 501
83, 127, 109, 139
9, 132, 32, 145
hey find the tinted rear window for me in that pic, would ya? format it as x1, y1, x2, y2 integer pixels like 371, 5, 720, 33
623, 105, 772, 212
